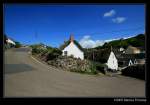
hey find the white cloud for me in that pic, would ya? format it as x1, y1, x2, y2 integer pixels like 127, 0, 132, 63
79, 35, 125, 48
104, 9, 116, 17
112, 17, 126, 23
122, 35, 135, 39
79, 35, 135, 48
79, 35, 105, 48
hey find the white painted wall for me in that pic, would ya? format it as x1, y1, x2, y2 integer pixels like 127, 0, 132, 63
6, 39, 16, 45
120, 47, 124, 51
128, 60, 133, 66
62, 42, 84, 60
107, 51, 118, 70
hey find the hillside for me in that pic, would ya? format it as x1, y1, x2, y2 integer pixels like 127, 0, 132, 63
95, 33, 145, 49
84, 33, 145, 63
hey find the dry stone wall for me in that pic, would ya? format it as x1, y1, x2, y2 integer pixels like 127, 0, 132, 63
47, 56, 92, 72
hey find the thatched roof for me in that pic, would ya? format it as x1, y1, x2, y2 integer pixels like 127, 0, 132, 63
59, 40, 84, 52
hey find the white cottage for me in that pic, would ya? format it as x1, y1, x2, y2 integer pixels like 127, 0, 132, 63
104, 46, 145, 71
6, 38, 16, 45
61, 35, 84, 60
107, 50, 118, 70
104, 47, 125, 71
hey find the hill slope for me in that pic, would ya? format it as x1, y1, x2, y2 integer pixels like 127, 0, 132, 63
95, 34, 145, 49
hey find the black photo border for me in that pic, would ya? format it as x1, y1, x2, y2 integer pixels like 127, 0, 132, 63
0, 0, 149, 104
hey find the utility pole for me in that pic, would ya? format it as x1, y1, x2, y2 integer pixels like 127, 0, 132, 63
93, 50, 94, 61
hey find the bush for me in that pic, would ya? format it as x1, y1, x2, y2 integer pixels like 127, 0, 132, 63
31, 44, 49, 54
88, 62, 98, 74
30, 44, 62, 61
4, 44, 10, 49
121, 64, 145, 80
32, 47, 44, 54
15, 41, 21, 48
46, 48, 62, 61
40, 49, 48, 56
90, 61, 107, 74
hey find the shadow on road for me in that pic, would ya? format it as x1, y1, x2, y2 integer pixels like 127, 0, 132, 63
4, 64, 35, 74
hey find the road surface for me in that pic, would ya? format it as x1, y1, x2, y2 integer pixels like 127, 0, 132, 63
4, 47, 145, 97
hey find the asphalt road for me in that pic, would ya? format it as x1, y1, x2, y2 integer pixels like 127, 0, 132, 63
4, 47, 145, 97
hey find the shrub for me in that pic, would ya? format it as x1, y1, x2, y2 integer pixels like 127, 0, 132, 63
30, 44, 56, 56
32, 47, 44, 54
46, 48, 62, 61
88, 62, 98, 74
94, 62, 107, 74
41, 49, 48, 56
15, 41, 21, 48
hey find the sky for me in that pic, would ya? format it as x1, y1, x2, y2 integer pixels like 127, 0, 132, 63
4, 4, 145, 48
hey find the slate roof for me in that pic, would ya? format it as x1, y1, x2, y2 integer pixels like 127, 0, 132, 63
117, 53, 145, 67
119, 53, 145, 60
100, 47, 145, 66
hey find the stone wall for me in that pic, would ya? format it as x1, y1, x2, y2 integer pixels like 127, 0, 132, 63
47, 56, 93, 72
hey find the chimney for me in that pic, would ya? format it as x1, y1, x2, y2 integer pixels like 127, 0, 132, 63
70, 34, 74, 42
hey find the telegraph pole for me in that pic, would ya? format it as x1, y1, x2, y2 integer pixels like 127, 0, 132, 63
93, 50, 94, 61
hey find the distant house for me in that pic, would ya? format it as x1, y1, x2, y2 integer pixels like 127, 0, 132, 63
125, 45, 141, 54
117, 53, 145, 68
4, 35, 16, 49
120, 45, 145, 67
6, 38, 16, 45
119, 47, 125, 52
136, 47, 145, 53
134, 59, 145, 65
102, 46, 145, 71
60, 34, 84, 60
133, 53, 145, 65
117, 56, 135, 68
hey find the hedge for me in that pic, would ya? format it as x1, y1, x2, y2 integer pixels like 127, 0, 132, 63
121, 64, 145, 80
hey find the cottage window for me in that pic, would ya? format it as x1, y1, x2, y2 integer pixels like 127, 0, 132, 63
64, 51, 67, 56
